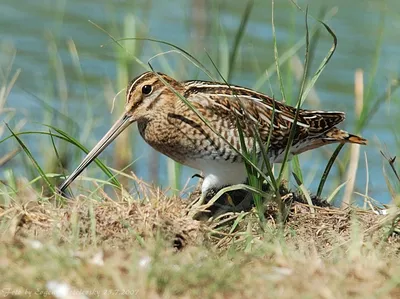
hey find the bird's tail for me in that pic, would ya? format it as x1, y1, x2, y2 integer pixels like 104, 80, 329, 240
287, 127, 367, 157
324, 127, 367, 145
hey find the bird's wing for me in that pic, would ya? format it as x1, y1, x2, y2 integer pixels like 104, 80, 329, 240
183, 81, 345, 138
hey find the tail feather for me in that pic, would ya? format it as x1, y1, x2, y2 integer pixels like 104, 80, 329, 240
347, 134, 368, 145
289, 127, 367, 156
325, 128, 367, 145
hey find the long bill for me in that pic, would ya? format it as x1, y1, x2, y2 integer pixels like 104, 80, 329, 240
58, 113, 133, 195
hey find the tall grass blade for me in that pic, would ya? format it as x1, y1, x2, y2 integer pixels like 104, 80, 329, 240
299, 20, 337, 105
206, 50, 277, 220
363, 152, 369, 209
326, 181, 348, 204
88, 20, 147, 71
116, 37, 215, 80
205, 51, 230, 85
1, 131, 67, 145
5, 124, 55, 193
227, 0, 254, 81
217, 25, 229, 79
20, 89, 80, 131
293, 171, 314, 213
381, 151, 400, 184
253, 124, 278, 192
45, 125, 121, 188
316, 143, 344, 198
252, 7, 338, 91
1, 128, 121, 189
236, 119, 265, 221
49, 129, 66, 179
271, 0, 286, 102
289, 1, 338, 104
291, 156, 303, 184
277, 6, 311, 182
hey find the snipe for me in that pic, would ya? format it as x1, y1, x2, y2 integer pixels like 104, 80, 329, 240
59, 71, 367, 203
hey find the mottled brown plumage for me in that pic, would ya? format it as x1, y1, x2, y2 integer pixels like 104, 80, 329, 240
59, 71, 367, 196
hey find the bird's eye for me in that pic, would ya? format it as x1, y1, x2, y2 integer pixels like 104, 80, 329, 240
142, 85, 152, 95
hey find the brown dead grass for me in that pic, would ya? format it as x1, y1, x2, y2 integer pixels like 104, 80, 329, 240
1, 183, 400, 298
2, 193, 205, 250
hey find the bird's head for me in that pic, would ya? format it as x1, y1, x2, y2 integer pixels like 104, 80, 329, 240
58, 71, 180, 195
124, 71, 180, 122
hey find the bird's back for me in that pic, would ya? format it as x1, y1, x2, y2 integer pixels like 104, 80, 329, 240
173, 80, 366, 164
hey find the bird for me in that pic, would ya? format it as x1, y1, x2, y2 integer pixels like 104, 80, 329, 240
58, 71, 367, 205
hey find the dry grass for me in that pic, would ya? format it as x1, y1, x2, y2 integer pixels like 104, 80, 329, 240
1, 180, 400, 298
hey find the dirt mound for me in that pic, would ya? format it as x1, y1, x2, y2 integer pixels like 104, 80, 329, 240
2, 188, 398, 253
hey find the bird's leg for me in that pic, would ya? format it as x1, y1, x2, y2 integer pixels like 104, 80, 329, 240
187, 173, 203, 208
187, 174, 215, 219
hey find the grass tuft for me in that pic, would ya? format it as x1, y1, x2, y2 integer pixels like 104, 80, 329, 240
1, 178, 400, 298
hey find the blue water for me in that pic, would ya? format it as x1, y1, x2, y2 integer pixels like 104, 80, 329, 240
1, 0, 399, 204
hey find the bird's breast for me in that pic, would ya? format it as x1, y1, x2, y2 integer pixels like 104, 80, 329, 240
137, 117, 209, 166
137, 116, 246, 168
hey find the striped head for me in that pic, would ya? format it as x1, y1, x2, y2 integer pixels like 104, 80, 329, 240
124, 71, 183, 122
